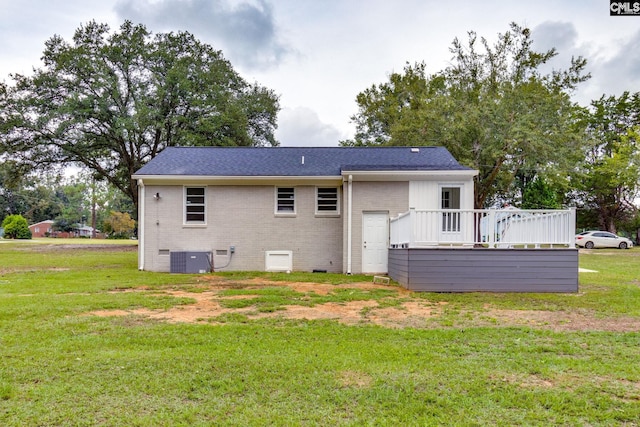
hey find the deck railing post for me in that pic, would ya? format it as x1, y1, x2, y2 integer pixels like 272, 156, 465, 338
568, 207, 576, 247
409, 208, 416, 248
488, 209, 496, 248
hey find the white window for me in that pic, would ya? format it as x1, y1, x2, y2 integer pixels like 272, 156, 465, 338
441, 186, 461, 232
316, 187, 339, 215
276, 187, 295, 214
185, 187, 206, 224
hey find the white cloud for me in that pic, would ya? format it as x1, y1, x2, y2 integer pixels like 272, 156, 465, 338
276, 107, 345, 147
3, 0, 640, 147
585, 28, 640, 101
529, 20, 640, 105
114, 0, 294, 70
532, 21, 580, 54
0, 0, 117, 79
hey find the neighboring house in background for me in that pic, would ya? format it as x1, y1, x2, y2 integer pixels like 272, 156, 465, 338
29, 220, 55, 237
132, 146, 477, 275
29, 220, 101, 238
74, 224, 97, 238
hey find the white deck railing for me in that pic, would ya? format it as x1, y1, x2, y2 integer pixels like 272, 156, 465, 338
390, 208, 576, 248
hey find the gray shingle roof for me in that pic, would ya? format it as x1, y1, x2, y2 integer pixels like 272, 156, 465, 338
133, 146, 472, 177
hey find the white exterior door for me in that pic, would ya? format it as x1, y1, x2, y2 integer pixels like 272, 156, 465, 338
440, 186, 463, 243
362, 212, 389, 273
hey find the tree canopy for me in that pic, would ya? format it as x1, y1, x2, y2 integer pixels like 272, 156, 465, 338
343, 23, 590, 208
0, 21, 280, 213
573, 92, 640, 233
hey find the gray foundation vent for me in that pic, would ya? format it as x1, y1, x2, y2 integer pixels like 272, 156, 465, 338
170, 251, 212, 273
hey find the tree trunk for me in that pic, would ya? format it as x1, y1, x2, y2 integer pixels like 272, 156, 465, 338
129, 178, 139, 221
91, 183, 97, 239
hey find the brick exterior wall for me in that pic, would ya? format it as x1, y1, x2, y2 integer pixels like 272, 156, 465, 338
140, 178, 470, 274
142, 184, 343, 272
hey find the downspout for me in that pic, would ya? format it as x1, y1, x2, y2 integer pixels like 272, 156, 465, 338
137, 179, 145, 271
347, 174, 353, 275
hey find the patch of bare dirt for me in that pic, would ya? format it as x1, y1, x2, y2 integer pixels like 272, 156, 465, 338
337, 371, 373, 389
0, 267, 71, 274
84, 279, 640, 332
21, 244, 137, 252
195, 276, 406, 295
494, 373, 555, 389
480, 308, 640, 332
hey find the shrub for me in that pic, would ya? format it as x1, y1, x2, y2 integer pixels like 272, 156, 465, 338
103, 211, 135, 239
1, 215, 32, 239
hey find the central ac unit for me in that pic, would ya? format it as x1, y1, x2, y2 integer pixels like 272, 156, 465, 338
170, 251, 212, 273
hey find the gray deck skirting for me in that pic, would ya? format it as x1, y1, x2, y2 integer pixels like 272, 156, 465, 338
388, 248, 579, 292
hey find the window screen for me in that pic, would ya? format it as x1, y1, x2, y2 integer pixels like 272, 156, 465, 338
316, 187, 339, 213
276, 187, 295, 213
185, 187, 206, 223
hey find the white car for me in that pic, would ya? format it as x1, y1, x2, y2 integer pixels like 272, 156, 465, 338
575, 231, 633, 249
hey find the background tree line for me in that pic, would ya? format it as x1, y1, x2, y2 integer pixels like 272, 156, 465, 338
0, 20, 280, 218
0, 163, 134, 238
343, 23, 640, 240
1, 21, 639, 240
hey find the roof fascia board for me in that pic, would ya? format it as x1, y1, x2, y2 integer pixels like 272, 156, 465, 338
133, 169, 479, 185
341, 169, 479, 181
131, 175, 343, 186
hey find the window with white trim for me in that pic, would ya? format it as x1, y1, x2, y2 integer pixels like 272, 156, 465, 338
441, 186, 461, 232
185, 187, 206, 224
276, 187, 295, 214
316, 187, 339, 214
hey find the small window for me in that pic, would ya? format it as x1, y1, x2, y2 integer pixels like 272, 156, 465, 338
316, 187, 339, 214
441, 187, 461, 232
185, 187, 206, 224
441, 187, 461, 209
276, 187, 295, 214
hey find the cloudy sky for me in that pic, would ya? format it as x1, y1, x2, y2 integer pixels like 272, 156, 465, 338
1, 0, 639, 146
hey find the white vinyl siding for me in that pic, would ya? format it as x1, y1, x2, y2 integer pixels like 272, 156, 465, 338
316, 187, 339, 215
185, 187, 206, 224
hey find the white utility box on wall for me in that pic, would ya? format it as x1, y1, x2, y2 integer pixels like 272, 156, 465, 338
264, 250, 293, 272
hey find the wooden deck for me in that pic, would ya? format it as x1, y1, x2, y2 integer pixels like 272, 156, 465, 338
390, 208, 576, 249
388, 247, 578, 293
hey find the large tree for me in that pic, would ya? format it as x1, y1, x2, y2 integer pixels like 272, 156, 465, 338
574, 92, 640, 233
0, 160, 31, 223
344, 23, 589, 208
0, 21, 280, 214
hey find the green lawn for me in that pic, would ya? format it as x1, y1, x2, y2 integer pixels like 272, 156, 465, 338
0, 241, 638, 426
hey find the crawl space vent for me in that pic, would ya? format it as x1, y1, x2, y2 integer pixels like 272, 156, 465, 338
265, 250, 293, 272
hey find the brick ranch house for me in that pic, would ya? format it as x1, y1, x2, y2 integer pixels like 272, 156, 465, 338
28, 220, 55, 237
132, 146, 578, 292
